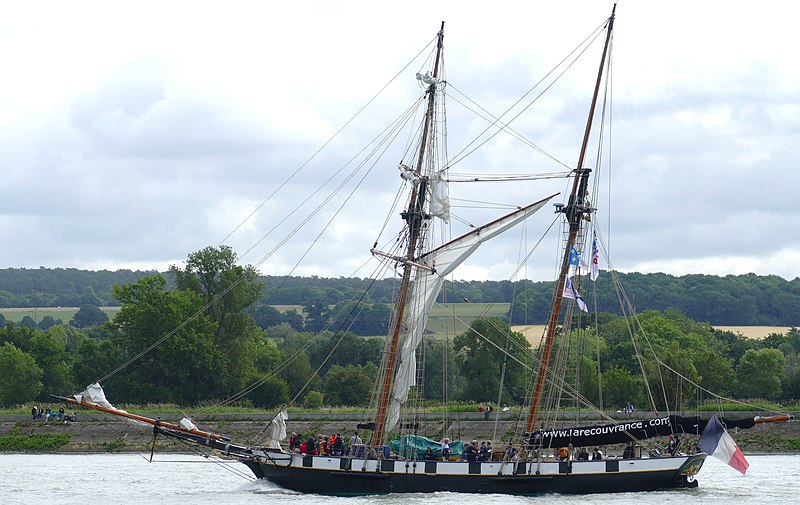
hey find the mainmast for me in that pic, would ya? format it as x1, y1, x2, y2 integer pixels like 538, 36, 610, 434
372, 22, 445, 448
525, 6, 615, 434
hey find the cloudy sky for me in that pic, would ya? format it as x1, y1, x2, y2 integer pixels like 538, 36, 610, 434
1, 1, 797, 282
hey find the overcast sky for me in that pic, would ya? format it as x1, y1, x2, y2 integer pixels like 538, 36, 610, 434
1, 1, 797, 282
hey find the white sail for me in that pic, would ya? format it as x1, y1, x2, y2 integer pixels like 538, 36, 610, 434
266, 410, 289, 449
179, 417, 199, 431
386, 194, 557, 431
429, 169, 450, 222
74, 382, 117, 410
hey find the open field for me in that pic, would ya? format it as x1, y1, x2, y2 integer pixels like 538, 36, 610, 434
274, 303, 511, 337
510, 325, 794, 347
713, 326, 793, 339
511, 324, 548, 347
0, 306, 120, 323
0, 305, 792, 341
273, 305, 302, 312
276, 303, 513, 338
425, 303, 510, 336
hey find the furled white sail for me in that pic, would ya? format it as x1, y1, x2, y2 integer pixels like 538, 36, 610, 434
74, 382, 117, 410
429, 170, 450, 222
179, 417, 199, 431
385, 194, 557, 431
266, 410, 289, 449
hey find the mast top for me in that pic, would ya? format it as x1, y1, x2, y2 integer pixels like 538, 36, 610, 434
524, 4, 616, 435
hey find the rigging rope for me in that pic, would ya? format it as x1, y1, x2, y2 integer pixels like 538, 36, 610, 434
96, 88, 424, 387
217, 34, 440, 250
445, 20, 608, 170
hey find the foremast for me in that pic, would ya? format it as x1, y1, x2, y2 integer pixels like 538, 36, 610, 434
525, 5, 616, 434
371, 22, 445, 449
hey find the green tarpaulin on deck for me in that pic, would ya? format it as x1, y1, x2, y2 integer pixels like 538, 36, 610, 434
389, 434, 465, 459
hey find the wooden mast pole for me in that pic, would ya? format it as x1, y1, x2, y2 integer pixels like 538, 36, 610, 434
525, 5, 616, 435
372, 22, 445, 449
53, 394, 228, 441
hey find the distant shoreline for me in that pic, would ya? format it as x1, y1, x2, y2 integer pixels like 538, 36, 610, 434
3, 413, 798, 455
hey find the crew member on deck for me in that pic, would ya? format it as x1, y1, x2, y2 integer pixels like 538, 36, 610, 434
440, 438, 451, 461
667, 435, 681, 456
623, 443, 635, 459
464, 440, 478, 461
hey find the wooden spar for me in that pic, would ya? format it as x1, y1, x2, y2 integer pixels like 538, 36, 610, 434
525, 6, 616, 435
754, 414, 794, 424
52, 394, 229, 441
371, 22, 445, 448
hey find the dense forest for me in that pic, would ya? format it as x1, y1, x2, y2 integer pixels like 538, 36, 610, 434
0, 248, 799, 409
1, 267, 798, 326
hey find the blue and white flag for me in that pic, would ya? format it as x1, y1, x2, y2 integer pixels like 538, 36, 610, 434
590, 231, 600, 281
569, 246, 588, 270
563, 276, 588, 312
568, 247, 581, 266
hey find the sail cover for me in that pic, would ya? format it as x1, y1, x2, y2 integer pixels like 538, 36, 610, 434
389, 434, 465, 459
385, 194, 557, 431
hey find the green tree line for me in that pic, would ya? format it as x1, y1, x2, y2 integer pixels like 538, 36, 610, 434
1, 268, 799, 326
508, 273, 800, 326
1, 247, 798, 409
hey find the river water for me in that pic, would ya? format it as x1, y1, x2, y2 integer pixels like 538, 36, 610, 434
1, 453, 797, 504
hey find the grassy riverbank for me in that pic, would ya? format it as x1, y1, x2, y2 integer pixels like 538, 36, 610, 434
2, 410, 799, 455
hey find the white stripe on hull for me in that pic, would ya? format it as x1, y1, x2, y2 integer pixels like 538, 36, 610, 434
253, 451, 702, 476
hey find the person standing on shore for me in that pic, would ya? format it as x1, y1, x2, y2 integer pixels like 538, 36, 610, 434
625, 402, 634, 418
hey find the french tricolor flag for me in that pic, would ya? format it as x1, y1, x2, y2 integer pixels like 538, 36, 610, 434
697, 415, 749, 475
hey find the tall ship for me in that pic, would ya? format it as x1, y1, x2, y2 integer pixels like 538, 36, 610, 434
58, 5, 792, 495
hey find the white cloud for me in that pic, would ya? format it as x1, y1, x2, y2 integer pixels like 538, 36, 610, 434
630, 248, 800, 280
0, 1, 797, 282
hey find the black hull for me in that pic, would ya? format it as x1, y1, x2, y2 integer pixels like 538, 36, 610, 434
242, 453, 706, 496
